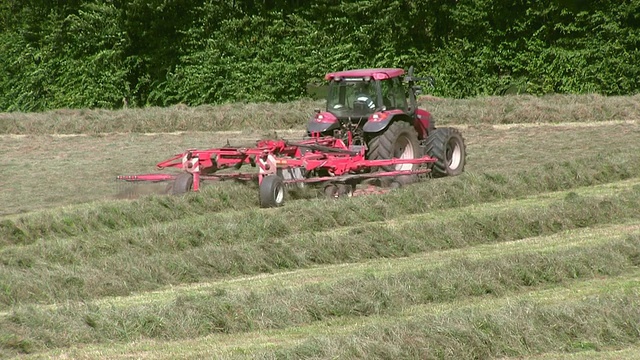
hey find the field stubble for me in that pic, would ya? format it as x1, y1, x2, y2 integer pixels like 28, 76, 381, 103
1, 94, 640, 135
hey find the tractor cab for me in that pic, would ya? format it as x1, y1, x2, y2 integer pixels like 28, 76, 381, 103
306, 68, 418, 140
324, 69, 409, 119
326, 78, 378, 117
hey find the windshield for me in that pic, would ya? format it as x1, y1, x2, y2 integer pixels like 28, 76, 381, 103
326, 79, 379, 117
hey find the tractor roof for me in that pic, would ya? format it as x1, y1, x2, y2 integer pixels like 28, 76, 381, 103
324, 68, 404, 81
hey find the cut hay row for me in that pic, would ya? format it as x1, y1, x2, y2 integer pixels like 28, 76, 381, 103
19, 273, 640, 360
1, 179, 639, 310
2, 151, 639, 246
1, 94, 639, 135
65, 222, 640, 310
511, 346, 640, 360
3, 231, 639, 358
0, 222, 640, 356
249, 278, 640, 360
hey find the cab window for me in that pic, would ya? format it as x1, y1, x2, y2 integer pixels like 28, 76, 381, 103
380, 78, 407, 110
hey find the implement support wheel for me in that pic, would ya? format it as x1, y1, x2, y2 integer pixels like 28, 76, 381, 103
171, 173, 193, 195
259, 175, 285, 208
324, 183, 354, 199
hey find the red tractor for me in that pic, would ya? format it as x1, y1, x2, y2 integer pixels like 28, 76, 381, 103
306, 66, 466, 180
117, 67, 466, 207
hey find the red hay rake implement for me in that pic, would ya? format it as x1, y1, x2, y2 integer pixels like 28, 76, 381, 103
117, 135, 438, 208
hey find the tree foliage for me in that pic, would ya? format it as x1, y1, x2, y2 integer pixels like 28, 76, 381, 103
1, 0, 639, 111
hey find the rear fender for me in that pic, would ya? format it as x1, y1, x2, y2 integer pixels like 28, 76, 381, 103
415, 108, 434, 138
362, 110, 408, 133
307, 111, 340, 134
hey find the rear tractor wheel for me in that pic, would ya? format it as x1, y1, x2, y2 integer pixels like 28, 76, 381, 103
367, 121, 422, 185
367, 121, 422, 171
424, 127, 466, 177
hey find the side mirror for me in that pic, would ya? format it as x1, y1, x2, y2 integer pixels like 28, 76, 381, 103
426, 76, 435, 87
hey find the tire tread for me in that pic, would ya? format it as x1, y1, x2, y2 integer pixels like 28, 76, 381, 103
424, 127, 467, 177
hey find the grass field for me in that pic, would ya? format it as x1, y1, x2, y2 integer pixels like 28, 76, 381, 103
1, 94, 640, 359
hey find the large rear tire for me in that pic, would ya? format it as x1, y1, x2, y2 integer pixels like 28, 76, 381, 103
367, 121, 422, 172
424, 127, 466, 177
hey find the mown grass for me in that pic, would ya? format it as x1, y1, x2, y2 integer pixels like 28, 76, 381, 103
260, 283, 640, 360
1, 178, 639, 309
0, 183, 257, 246
1, 94, 639, 135
0, 100, 320, 135
1, 225, 638, 357
516, 346, 640, 359
74, 222, 640, 308
2, 150, 638, 246
15, 272, 639, 360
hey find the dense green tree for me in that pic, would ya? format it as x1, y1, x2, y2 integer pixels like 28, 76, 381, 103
0, 1, 129, 110
0, 0, 638, 111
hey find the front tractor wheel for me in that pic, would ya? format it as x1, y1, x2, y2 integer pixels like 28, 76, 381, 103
259, 175, 285, 208
367, 121, 422, 172
424, 127, 467, 177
